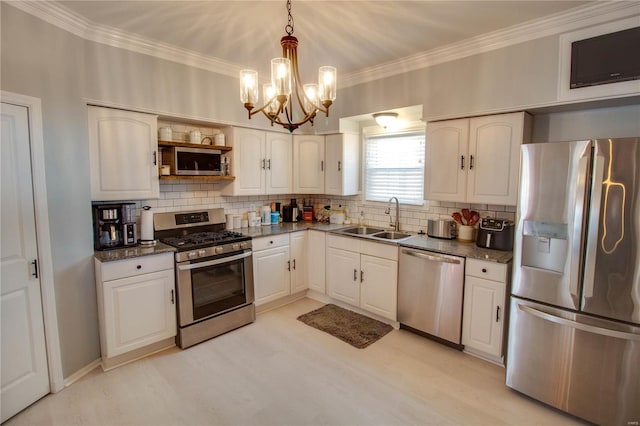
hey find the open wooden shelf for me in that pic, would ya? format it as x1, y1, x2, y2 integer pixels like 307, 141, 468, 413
159, 175, 235, 182
158, 140, 232, 152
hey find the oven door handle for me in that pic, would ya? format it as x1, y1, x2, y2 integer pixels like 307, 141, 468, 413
177, 251, 252, 270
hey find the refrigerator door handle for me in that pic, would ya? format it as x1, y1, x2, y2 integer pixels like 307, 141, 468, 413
517, 303, 640, 341
583, 154, 606, 299
568, 152, 591, 300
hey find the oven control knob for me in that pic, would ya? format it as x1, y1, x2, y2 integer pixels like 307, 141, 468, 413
215, 246, 224, 254
198, 249, 207, 257
240, 242, 249, 249
232, 243, 240, 251
188, 251, 197, 259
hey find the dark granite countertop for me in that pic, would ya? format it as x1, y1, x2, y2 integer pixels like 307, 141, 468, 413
240, 221, 347, 238
94, 242, 176, 263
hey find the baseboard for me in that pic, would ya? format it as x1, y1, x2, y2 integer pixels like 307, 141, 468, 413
63, 358, 101, 389
463, 348, 505, 367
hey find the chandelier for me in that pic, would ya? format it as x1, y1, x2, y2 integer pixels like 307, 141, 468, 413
239, 0, 336, 133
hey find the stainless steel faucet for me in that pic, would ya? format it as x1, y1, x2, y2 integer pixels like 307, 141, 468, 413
385, 197, 400, 231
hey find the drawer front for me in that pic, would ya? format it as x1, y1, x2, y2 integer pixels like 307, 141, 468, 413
360, 240, 398, 261
253, 233, 290, 251
100, 252, 174, 282
466, 258, 507, 282
326, 234, 358, 252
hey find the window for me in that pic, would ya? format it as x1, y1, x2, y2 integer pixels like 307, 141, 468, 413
364, 129, 425, 205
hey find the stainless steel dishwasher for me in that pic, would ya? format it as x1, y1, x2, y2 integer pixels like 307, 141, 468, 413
398, 247, 465, 347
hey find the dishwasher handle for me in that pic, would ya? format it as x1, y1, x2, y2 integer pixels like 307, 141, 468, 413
401, 248, 462, 264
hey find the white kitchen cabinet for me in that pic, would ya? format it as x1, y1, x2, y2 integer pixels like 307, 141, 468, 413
307, 230, 326, 294
462, 258, 510, 363
253, 232, 307, 305
293, 135, 325, 194
94, 252, 176, 367
326, 235, 398, 321
289, 231, 308, 294
325, 133, 360, 196
222, 127, 292, 195
88, 106, 159, 201
252, 235, 291, 305
424, 112, 531, 206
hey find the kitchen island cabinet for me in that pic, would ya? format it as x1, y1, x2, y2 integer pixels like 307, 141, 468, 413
424, 112, 531, 206
88, 106, 159, 201
326, 234, 398, 321
94, 252, 176, 370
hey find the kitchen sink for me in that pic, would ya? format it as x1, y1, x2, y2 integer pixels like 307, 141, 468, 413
372, 231, 412, 241
338, 226, 386, 235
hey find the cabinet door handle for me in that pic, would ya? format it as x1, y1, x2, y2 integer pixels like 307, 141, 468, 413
353, 269, 357, 281
136, 265, 142, 269
153, 151, 157, 166
470, 155, 474, 170
287, 260, 291, 271
321, 160, 324, 172
496, 306, 500, 322
482, 268, 487, 273
360, 270, 364, 283
267, 159, 271, 170
460, 155, 465, 170
262, 159, 266, 170
171, 289, 175, 305
338, 160, 341, 171
292, 259, 296, 270
32, 259, 39, 278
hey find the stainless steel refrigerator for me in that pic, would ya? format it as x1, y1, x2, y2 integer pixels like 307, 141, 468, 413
506, 138, 640, 426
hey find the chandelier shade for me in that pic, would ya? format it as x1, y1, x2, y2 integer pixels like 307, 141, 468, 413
239, 0, 336, 133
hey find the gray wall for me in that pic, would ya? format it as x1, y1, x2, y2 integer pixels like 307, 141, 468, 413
1, 5, 98, 377
2, 3, 638, 379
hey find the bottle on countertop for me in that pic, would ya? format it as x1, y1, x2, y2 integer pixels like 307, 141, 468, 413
358, 211, 366, 226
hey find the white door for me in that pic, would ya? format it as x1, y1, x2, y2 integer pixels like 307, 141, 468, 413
293, 135, 325, 193
1, 103, 50, 422
326, 247, 360, 306
461, 276, 505, 357
467, 112, 523, 205
424, 119, 469, 202
265, 132, 292, 194
253, 246, 290, 305
307, 230, 326, 293
289, 231, 307, 294
360, 255, 398, 321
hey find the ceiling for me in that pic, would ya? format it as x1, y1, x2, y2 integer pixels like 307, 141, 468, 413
55, 1, 593, 86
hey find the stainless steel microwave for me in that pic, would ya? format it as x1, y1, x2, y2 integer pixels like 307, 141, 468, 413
174, 146, 222, 176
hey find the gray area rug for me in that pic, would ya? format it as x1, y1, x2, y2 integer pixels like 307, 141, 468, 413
297, 304, 393, 349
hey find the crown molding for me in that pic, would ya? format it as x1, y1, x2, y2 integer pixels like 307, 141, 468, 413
7, 0, 241, 78
7, 1, 640, 88
340, 2, 640, 88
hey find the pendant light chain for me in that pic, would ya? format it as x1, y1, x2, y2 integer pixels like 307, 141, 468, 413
285, 0, 294, 35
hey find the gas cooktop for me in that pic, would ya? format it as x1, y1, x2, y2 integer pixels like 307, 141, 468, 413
160, 230, 250, 251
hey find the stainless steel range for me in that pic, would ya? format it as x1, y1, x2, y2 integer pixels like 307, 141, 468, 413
154, 208, 254, 349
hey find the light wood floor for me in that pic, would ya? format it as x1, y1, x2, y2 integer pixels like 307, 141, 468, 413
7, 298, 586, 425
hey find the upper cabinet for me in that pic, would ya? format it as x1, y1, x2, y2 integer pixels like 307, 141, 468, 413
293, 135, 325, 194
222, 127, 292, 196
325, 133, 360, 196
88, 106, 159, 201
424, 112, 531, 206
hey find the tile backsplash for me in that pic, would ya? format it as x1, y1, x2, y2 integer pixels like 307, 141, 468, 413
134, 181, 515, 233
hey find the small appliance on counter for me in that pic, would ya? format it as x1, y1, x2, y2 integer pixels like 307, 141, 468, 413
282, 199, 299, 222
139, 205, 156, 246
427, 219, 457, 239
475, 218, 514, 251
92, 202, 137, 250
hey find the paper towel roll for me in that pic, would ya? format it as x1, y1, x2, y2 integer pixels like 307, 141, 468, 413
140, 206, 154, 242
226, 214, 234, 230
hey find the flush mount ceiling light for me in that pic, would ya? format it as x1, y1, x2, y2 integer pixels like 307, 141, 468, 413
239, 0, 336, 133
373, 112, 399, 128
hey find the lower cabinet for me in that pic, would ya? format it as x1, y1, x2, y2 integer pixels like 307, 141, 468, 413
326, 235, 398, 321
461, 258, 510, 362
253, 231, 307, 306
306, 230, 326, 293
94, 252, 176, 367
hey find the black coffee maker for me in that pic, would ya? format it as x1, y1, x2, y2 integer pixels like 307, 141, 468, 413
92, 202, 137, 250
